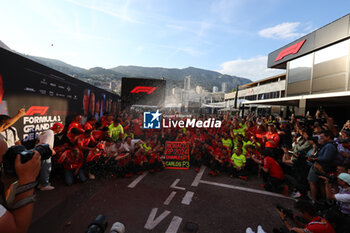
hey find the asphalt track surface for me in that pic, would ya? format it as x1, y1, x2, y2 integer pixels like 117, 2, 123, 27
28, 166, 295, 233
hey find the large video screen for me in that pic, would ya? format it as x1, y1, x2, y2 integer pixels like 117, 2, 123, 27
121, 77, 166, 108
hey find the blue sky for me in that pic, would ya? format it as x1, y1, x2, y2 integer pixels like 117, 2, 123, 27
1, 0, 350, 81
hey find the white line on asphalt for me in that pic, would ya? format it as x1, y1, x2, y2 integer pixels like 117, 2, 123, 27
144, 208, 171, 230
191, 165, 206, 187
181, 191, 194, 205
164, 191, 177, 205
165, 216, 183, 233
170, 179, 186, 190
127, 172, 148, 188
199, 180, 293, 200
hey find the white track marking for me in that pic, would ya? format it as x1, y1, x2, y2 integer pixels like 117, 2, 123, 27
170, 179, 186, 190
144, 208, 171, 230
165, 216, 183, 233
199, 180, 293, 200
181, 191, 194, 205
164, 191, 177, 205
191, 165, 206, 187
127, 172, 148, 188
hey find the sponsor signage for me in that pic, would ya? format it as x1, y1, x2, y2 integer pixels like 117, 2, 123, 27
121, 77, 166, 108
130, 86, 158, 94
164, 141, 190, 169
0, 47, 120, 146
274, 39, 306, 61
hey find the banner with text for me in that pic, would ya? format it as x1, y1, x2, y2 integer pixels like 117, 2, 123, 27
164, 141, 190, 169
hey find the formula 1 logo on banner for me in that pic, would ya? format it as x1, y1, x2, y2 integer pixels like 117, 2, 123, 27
143, 110, 161, 129
130, 86, 158, 94
23, 106, 62, 142
26, 106, 49, 115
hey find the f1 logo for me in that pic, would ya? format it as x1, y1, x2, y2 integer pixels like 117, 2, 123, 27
130, 86, 157, 94
275, 39, 306, 62
143, 110, 161, 129
26, 106, 49, 115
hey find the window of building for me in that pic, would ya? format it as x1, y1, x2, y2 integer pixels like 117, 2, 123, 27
314, 39, 349, 64
287, 53, 313, 84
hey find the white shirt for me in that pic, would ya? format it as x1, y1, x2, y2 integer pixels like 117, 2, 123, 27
36, 129, 55, 148
122, 139, 140, 152
0, 204, 6, 218
0, 127, 19, 147
335, 187, 350, 214
103, 142, 118, 157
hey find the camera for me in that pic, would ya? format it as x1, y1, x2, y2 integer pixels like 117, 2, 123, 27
338, 138, 350, 144
87, 215, 108, 233
3, 144, 52, 172
315, 170, 338, 184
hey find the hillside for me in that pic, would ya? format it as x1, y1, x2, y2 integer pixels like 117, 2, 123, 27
0, 40, 252, 92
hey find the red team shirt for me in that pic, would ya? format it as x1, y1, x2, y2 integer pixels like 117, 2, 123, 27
263, 156, 284, 180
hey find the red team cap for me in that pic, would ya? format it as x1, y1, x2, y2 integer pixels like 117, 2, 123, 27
51, 122, 64, 130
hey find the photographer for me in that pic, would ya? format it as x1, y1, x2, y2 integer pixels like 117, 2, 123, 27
276, 200, 335, 233
0, 138, 41, 233
323, 173, 350, 216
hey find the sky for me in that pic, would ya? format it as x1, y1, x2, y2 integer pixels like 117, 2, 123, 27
1, 0, 350, 81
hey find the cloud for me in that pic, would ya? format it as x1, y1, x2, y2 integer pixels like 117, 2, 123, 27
218, 56, 285, 81
259, 22, 307, 39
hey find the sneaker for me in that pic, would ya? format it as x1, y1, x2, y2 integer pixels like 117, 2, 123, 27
88, 173, 95, 180
239, 176, 247, 181
260, 184, 265, 188
40, 185, 55, 191
291, 191, 302, 198
195, 167, 200, 172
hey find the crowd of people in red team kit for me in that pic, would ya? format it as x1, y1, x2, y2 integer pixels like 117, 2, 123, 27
2, 108, 350, 233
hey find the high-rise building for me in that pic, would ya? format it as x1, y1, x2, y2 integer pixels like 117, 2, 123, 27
184, 75, 191, 90
213, 86, 218, 93
196, 85, 202, 94
221, 82, 227, 93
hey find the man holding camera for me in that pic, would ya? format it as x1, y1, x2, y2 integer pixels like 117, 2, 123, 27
307, 130, 338, 203
0, 138, 41, 233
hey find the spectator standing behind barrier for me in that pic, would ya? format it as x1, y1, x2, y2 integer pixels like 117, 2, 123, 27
308, 130, 338, 203
36, 122, 63, 191
0, 138, 41, 233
